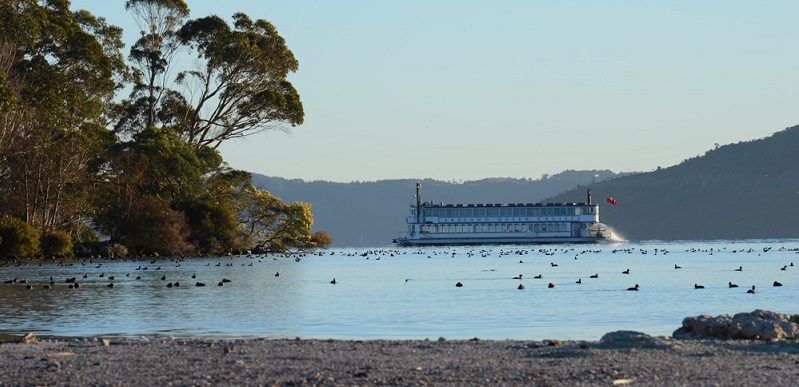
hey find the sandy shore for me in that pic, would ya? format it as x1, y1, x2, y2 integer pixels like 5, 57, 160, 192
1, 334, 798, 386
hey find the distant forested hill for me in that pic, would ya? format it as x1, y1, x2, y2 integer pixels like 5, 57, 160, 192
545, 125, 799, 241
252, 170, 623, 247
252, 124, 799, 246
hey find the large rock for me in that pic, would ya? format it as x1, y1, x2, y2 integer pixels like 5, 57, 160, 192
673, 310, 799, 341
599, 331, 680, 349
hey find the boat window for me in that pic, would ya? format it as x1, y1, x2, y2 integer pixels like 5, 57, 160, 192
474, 208, 486, 217
514, 208, 526, 216
500, 207, 513, 217
487, 208, 500, 217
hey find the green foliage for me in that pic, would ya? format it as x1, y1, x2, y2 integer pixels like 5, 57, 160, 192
179, 196, 249, 254
0, 0, 126, 243
130, 126, 206, 202
239, 186, 317, 252
0, 1, 314, 258
172, 12, 304, 148
79, 227, 100, 244
0, 215, 40, 258
40, 230, 74, 258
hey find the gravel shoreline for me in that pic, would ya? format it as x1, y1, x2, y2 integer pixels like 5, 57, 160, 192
2, 335, 798, 386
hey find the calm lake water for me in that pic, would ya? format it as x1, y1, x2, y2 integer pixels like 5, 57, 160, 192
1, 239, 797, 341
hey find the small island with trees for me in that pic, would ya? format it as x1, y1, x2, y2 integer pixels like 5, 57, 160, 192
0, 0, 331, 259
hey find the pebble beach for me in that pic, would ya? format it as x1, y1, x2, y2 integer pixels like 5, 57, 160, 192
2, 334, 798, 386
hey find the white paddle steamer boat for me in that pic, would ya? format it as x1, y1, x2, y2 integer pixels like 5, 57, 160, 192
395, 183, 611, 246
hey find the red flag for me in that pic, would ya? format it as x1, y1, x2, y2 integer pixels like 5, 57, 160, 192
605, 196, 617, 205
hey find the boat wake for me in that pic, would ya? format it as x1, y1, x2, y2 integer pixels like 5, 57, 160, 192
607, 226, 627, 242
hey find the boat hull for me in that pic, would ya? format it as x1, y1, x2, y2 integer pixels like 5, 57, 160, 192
395, 235, 608, 246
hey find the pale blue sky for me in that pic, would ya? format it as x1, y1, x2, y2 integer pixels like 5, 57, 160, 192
72, 1, 799, 182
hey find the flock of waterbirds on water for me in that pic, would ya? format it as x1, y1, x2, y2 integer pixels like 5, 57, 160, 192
1, 245, 797, 293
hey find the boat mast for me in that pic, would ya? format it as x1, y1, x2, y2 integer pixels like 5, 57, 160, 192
416, 182, 422, 223
587, 189, 592, 205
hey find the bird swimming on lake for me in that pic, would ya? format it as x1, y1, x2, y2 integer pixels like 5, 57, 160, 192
694, 284, 705, 289
331, 278, 337, 285
534, 274, 543, 279
675, 264, 681, 269
548, 283, 555, 288
773, 281, 783, 287
455, 281, 463, 287
735, 266, 742, 271
517, 284, 525, 290
627, 284, 639, 291
728, 282, 738, 288
622, 269, 630, 274
747, 285, 756, 294
576, 278, 582, 284
590, 274, 598, 278
512, 274, 523, 279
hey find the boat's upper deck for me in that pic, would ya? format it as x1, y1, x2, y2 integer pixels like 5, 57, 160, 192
411, 201, 598, 220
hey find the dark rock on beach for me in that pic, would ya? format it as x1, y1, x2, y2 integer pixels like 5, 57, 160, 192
673, 309, 799, 341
